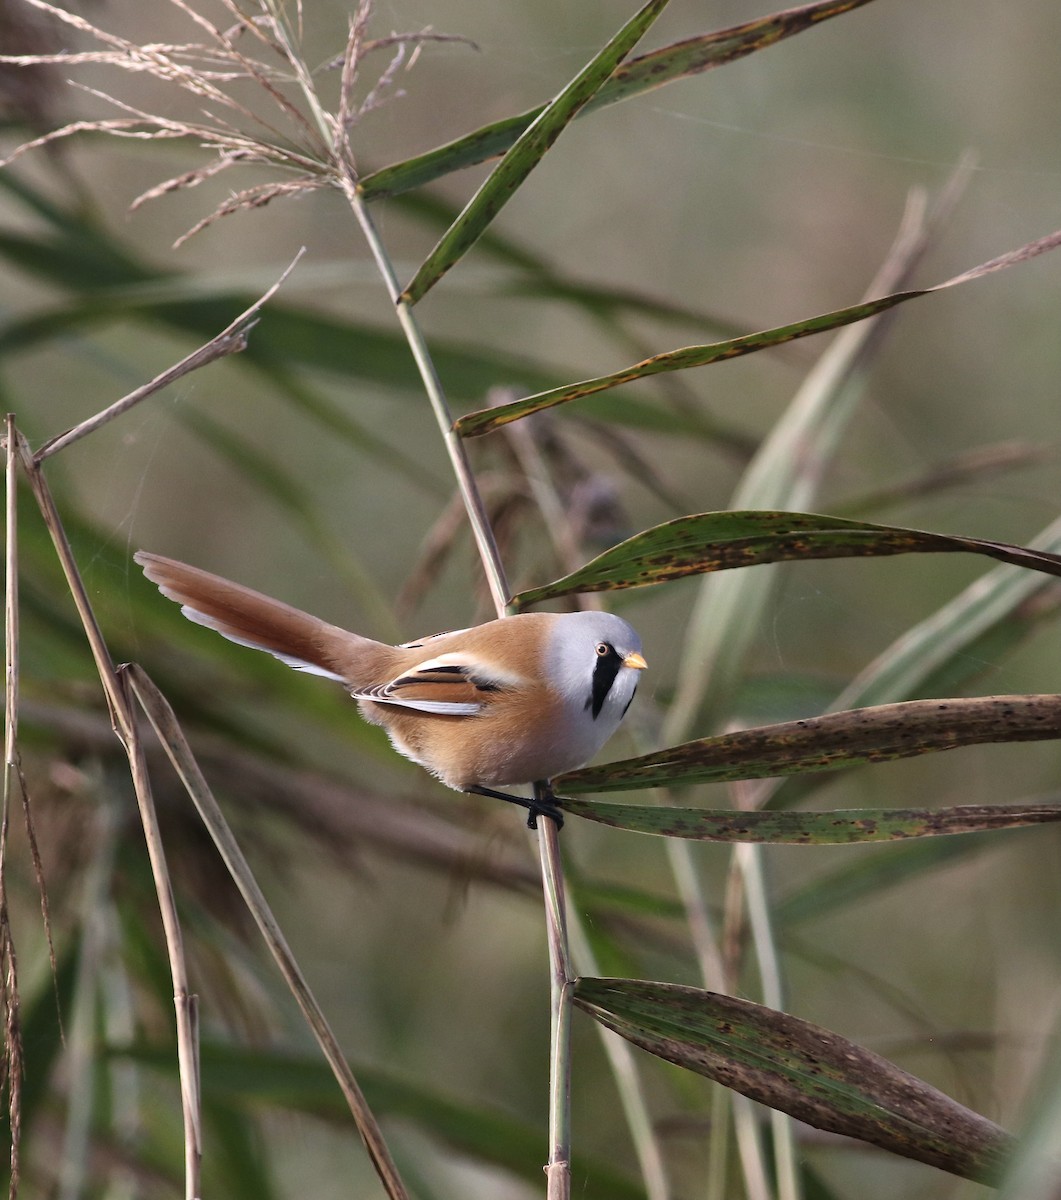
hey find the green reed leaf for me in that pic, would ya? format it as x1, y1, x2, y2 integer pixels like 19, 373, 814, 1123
559, 799, 1061, 842
401, 0, 671, 304
510, 510, 1061, 608
361, 0, 877, 201
558, 694, 1061, 793
575, 978, 1013, 1183
457, 223, 1061, 437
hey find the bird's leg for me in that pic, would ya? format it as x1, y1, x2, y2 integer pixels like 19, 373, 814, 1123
466, 785, 565, 830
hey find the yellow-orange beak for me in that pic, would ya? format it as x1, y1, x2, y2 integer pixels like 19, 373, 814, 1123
623, 651, 648, 671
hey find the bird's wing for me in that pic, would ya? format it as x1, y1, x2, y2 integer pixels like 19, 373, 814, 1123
352, 652, 516, 717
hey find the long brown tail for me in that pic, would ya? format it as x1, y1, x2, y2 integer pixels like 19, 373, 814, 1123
135, 551, 386, 684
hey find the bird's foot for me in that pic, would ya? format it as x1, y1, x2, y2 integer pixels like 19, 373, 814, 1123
466, 785, 565, 830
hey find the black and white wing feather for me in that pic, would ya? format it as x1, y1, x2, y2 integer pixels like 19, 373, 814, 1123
351, 652, 514, 717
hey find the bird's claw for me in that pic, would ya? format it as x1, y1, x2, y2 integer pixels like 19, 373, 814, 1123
525, 797, 565, 830
466, 785, 565, 830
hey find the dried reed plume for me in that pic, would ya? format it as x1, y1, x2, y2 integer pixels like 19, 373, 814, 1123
0, 0, 474, 246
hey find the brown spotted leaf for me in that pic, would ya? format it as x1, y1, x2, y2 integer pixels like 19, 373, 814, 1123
574, 978, 1014, 1184
360, 0, 877, 202
456, 292, 917, 437
456, 229, 1061, 438
509, 510, 1061, 608
557, 694, 1061, 794
557, 799, 1061, 841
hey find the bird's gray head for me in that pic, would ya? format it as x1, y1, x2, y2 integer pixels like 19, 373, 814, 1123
546, 611, 646, 729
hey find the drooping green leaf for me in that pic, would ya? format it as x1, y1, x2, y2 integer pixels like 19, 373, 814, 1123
558, 694, 1061, 794
456, 224, 1061, 437
574, 978, 1013, 1183
360, 0, 877, 201
401, 0, 671, 304
559, 799, 1061, 842
456, 291, 916, 437
510, 510, 1061, 609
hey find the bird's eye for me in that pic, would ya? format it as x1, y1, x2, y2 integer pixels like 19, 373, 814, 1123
595, 642, 610, 657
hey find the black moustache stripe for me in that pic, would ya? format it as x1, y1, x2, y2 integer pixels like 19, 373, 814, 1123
587, 646, 624, 719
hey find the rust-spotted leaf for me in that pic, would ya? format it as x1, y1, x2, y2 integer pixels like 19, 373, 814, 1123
558, 799, 1061, 842
457, 228, 1061, 438
361, 0, 877, 202
558, 694, 1061, 794
510, 510, 1061, 609
575, 978, 1013, 1183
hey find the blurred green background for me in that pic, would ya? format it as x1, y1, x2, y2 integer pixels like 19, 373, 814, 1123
3, 1, 1061, 1197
